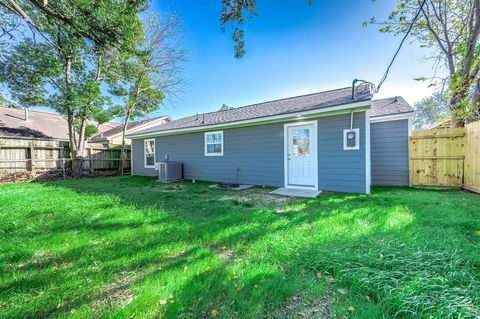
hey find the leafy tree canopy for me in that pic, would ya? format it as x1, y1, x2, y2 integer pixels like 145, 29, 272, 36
413, 91, 448, 129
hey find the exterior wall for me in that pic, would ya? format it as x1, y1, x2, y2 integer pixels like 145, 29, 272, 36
132, 123, 285, 184
318, 111, 367, 193
110, 136, 131, 145
132, 111, 368, 193
371, 119, 409, 186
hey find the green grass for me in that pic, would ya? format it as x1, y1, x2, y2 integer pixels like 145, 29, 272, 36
1, 176, 479, 318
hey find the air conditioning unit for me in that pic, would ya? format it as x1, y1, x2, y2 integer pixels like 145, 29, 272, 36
156, 161, 183, 183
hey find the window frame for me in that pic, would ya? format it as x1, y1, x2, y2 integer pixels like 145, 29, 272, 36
343, 128, 360, 150
204, 131, 224, 156
144, 138, 156, 168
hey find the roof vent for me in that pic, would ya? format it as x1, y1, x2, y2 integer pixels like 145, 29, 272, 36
24, 108, 28, 121
394, 96, 399, 102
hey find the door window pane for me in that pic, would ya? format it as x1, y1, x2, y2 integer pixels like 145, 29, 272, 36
292, 128, 310, 156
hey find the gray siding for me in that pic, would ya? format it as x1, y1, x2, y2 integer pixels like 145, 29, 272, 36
132, 111, 368, 193
132, 139, 158, 177
318, 112, 366, 193
371, 119, 409, 186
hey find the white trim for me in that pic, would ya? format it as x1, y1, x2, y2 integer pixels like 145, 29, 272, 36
144, 138, 155, 168
204, 131, 224, 156
128, 101, 371, 139
283, 120, 319, 191
131, 140, 134, 175
343, 128, 360, 150
365, 110, 371, 194
407, 116, 413, 136
369, 112, 413, 123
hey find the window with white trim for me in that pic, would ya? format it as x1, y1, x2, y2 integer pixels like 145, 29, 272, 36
343, 128, 360, 150
205, 131, 223, 156
144, 139, 155, 167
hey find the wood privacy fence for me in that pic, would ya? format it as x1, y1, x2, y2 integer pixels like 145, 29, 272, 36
0, 138, 131, 181
409, 120, 480, 193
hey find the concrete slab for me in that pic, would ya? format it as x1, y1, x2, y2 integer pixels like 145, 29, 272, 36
270, 188, 322, 198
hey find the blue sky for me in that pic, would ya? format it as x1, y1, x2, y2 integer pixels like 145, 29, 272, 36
148, 0, 440, 120
21, 0, 439, 120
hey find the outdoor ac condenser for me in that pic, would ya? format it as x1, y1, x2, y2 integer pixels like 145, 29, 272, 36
155, 161, 183, 182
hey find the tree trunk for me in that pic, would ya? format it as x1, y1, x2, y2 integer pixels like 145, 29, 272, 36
64, 55, 83, 176
119, 108, 131, 175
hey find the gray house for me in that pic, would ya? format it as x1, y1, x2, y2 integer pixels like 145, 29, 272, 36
126, 85, 413, 194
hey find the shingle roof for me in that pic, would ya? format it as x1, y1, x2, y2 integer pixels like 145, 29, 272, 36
371, 96, 413, 117
0, 106, 119, 140
130, 86, 374, 136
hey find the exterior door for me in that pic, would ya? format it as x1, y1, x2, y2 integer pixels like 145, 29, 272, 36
286, 123, 317, 188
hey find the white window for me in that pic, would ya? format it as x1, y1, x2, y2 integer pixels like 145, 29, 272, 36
343, 128, 360, 150
144, 139, 155, 167
205, 131, 223, 156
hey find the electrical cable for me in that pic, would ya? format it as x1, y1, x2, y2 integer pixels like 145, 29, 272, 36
375, 0, 427, 93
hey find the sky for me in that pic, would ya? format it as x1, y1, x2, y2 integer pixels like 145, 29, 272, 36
20, 0, 441, 121
145, 0, 441, 121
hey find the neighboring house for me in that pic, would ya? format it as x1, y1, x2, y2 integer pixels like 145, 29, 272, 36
90, 116, 171, 145
0, 106, 118, 141
0, 107, 169, 176
126, 85, 414, 194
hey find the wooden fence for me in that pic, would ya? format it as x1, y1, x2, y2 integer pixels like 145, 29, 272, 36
0, 138, 131, 181
464, 121, 480, 193
409, 120, 480, 193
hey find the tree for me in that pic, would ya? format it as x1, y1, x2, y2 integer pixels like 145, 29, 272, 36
0, 0, 147, 50
220, 0, 257, 58
413, 91, 448, 129
0, 38, 111, 171
0, 1, 145, 175
218, 103, 234, 111
110, 14, 186, 174
369, 0, 480, 126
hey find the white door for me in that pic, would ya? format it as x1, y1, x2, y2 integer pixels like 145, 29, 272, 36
286, 123, 317, 188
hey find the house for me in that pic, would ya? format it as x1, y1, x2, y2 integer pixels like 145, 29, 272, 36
0, 106, 118, 142
0, 106, 170, 145
126, 85, 414, 194
89, 116, 171, 145
0, 106, 169, 177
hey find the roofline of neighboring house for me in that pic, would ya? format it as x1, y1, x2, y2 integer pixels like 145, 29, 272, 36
91, 115, 172, 141
127, 100, 372, 139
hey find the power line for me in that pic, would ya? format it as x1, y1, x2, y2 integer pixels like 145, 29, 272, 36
375, 0, 427, 93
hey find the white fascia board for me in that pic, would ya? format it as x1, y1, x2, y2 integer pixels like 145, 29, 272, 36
128, 100, 371, 139
369, 112, 413, 123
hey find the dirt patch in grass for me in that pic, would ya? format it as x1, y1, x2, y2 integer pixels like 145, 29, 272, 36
219, 190, 292, 209
205, 242, 235, 261
93, 271, 143, 310
271, 294, 332, 319
153, 184, 186, 192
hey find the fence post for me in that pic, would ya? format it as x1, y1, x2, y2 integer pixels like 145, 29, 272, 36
88, 148, 94, 175
62, 157, 66, 179
30, 146, 36, 178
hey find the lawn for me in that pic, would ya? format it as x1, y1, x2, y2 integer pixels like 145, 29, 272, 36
0, 176, 479, 318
